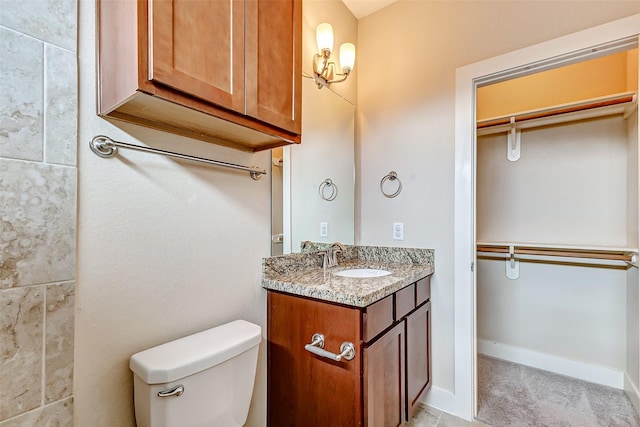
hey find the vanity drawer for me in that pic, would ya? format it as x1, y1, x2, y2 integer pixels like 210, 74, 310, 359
416, 276, 431, 306
363, 295, 393, 342
395, 283, 415, 320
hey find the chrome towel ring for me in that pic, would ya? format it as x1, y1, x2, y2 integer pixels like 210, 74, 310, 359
319, 178, 338, 201
380, 171, 402, 198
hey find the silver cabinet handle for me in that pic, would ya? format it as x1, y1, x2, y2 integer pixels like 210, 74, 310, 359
304, 333, 355, 361
157, 385, 184, 398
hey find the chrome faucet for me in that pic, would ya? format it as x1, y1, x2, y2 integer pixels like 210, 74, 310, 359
322, 242, 346, 268
301, 240, 314, 252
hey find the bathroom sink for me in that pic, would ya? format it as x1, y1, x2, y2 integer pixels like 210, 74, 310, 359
334, 268, 392, 278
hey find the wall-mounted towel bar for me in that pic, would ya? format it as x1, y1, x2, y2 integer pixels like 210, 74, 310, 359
89, 135, 267, 180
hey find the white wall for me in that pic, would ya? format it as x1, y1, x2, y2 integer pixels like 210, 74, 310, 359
357, 0, 640, 403
477, 116, 629, 247
478, 259, 627, 370
76, 1, 271, 426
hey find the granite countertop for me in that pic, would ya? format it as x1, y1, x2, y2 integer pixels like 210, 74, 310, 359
261, 245, 434, 307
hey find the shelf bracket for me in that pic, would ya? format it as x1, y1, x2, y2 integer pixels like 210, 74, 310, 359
623, 96, 638, 120
507, 117, 521, 162
506, 245, 520, 279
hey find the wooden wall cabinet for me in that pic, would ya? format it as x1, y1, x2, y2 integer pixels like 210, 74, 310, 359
98, 0, 301, 152
267, 276, 432, 427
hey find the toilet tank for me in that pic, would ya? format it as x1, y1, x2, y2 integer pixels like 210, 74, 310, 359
130, 320, 262, 427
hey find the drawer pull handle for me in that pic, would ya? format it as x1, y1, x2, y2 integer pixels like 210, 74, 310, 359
304, 333, 355, 361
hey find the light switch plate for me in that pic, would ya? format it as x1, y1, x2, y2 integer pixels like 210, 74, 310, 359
320, 222, 328, 237
393, 222, 404, 240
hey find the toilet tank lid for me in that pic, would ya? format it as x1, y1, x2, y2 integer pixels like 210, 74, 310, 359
129, 320, 261, 384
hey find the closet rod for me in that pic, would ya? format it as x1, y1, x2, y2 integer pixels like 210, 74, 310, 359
477, 92, 636, 131
476, 244, 635, 262
89, 135, 267, 180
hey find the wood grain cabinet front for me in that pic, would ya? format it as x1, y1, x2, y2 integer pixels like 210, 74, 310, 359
267, 292, 363, 427
364, 322, 405, 427
267, 274, 432, 427
98, 0, 301, 152
406, 301, 432, 419
149, 0, 245, 113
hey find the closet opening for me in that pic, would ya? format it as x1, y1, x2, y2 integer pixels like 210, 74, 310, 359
474, 46, 640, 426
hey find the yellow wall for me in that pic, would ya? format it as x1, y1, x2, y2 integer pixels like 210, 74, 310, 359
477, 49, 637, 120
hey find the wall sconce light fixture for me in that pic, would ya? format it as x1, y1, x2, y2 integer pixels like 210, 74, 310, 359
313, 23, 355, 89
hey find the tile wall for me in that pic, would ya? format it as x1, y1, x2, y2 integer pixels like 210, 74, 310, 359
0, 1, 77, 425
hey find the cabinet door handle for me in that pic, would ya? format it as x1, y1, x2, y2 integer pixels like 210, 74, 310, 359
304, 333, 355, 361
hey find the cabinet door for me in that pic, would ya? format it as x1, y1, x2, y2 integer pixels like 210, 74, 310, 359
148, 0, 244, 113
364, 322, 405, 427
406, 301, 431, 420
245, 0, 302, 134
267, 291, 363, 427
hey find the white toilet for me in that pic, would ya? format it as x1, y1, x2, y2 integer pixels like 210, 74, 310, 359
129, 320, 261, 427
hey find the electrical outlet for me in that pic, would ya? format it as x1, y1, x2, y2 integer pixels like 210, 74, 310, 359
320, 222, 328, 237
393, 223, 404, 240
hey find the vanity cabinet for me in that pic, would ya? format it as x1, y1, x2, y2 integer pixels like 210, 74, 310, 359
98, 0, 301, 152
267, 275, 432, 427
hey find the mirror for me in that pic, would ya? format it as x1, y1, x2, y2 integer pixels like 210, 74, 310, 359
271, 148, 285, 255
271, 77, 355, 255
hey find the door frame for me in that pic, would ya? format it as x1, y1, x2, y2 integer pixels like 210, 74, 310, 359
453, 14, 640, 421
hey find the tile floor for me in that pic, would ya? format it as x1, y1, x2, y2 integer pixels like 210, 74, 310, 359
408, 404, 491, 427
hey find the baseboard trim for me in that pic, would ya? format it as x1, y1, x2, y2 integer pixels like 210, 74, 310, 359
421, 387, 459, 418
624, 373, 640, 416
421, 383, 478, 421
478, 339, 624, 389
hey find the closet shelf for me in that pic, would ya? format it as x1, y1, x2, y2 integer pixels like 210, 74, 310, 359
477, 241, 637, 262
477, 92, 637, 137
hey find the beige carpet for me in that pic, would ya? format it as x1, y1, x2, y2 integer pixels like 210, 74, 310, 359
477, 355, 640, 427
